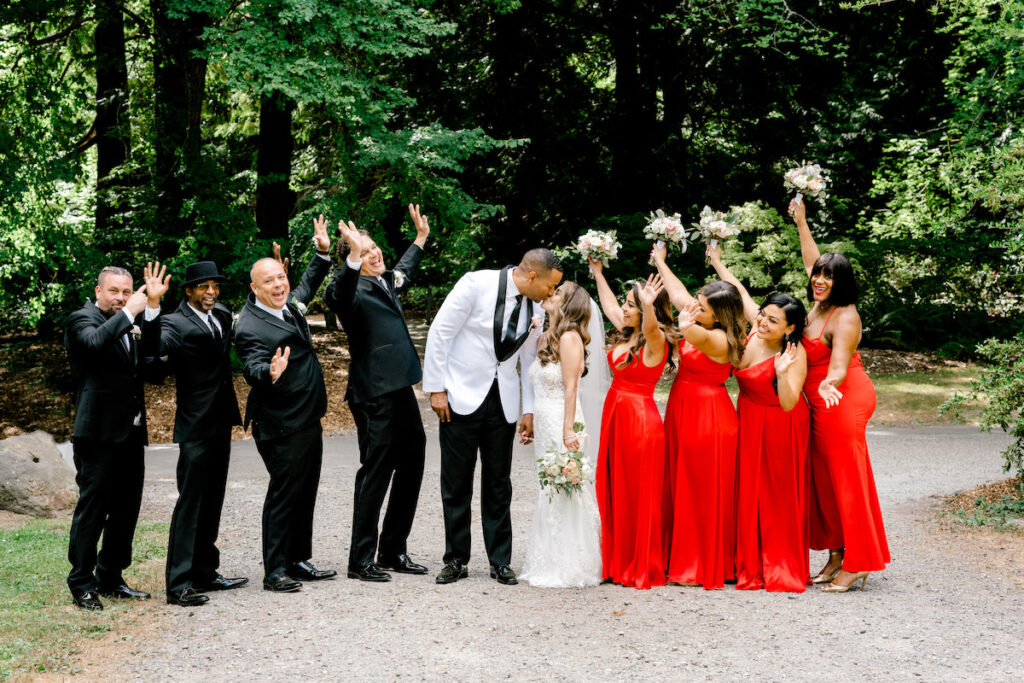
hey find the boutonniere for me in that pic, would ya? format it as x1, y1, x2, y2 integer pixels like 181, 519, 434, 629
393, 270, 406, 289
293, 300, 308, 315
131, 325, 142, 339
531, 314, 543, 330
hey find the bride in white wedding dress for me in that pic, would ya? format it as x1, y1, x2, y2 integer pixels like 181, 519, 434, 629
521, 282, 609, 588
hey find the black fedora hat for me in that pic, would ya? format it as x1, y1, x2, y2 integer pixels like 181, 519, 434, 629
183, 261, 225, 288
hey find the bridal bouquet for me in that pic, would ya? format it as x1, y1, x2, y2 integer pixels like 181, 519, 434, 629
575, 229, 621, 265
538, 423, 592, 500
693, 205, 742, 250
644, 209, 688, 252
783, 162, 830, 206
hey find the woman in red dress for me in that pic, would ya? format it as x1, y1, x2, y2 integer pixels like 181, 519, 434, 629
651, 245, 746, 589
789, 199, 891, 592
589, 258, 674, 589
709, 245, 811, 592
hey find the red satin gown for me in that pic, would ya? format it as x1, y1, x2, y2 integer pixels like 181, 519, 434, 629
665, 343, 738, 589
803, 309, 891, 572
596, 344, 669, 589
734, 353, 811, 592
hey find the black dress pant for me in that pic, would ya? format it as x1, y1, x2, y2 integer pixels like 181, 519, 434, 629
67, 427, 146, 594
439, 380, 517, 566
348, 386, 426, 568
165, 428, 232, 592
254, 422, 323, 578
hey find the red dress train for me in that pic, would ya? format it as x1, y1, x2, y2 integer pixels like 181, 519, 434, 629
664, 344, 738, 589
734, 355, 810, 592
803, 310, 891, 572
595, 345, 669, 589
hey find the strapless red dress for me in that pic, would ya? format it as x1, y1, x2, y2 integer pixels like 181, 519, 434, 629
596, 344, 669, 589
803, 310, 890, 572
734, 354, 811, 592
664, 343, 738, 589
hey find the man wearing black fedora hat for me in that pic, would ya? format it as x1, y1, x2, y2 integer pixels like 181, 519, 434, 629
142, 259, 248, 607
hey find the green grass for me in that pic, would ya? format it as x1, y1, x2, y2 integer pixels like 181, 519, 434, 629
0, 518, 168, 679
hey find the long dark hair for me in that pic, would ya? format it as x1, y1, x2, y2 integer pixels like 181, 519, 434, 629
760, 292, 807, 347
607, 282, 678, 369
699, 281, 746, 367
538, 282, 592, 376
808, 252, 858, 307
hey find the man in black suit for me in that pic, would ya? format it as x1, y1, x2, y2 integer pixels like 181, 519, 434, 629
64, 266, 159, 610
324, 205, 430, 582
142, 260, 249, 607
234, 216, 336, 592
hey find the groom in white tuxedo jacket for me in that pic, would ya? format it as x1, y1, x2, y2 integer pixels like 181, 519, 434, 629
423, 249, 563, 585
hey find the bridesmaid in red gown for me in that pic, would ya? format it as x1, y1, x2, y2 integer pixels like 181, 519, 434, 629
709, 245, 811, 592
651, 245, 746, 589
789, 199, 891, 592
589, 258, 674, 589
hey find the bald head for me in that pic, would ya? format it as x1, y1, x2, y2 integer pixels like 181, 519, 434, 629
250, 258, 290, 309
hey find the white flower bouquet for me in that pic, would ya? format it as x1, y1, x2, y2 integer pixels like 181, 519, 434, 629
537, 423, 592, 500
693, 205, 742, 250
644, 209, 688, 252
784, 162, 830, 206
575, 229, 621, 265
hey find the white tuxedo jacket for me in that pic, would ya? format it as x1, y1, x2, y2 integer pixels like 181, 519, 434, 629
422, 268, 541, 423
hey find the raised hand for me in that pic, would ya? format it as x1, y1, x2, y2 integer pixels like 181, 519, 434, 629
270, 346, 291, 382
775, 341, 799, 376
637, 273, 664, 308
272, 242, 290, 274
788, 197, 806, 225
337, 220, 364, 259
143, 261, 171, 305
818, 376, 844, 408
587, 255, 604, 276
706, 241, 723, 264
125, 284, 149, 317
312, 213, 330, 252
408, 203, 430, 242
678, 298, 700, 331
650, 242, 667, 264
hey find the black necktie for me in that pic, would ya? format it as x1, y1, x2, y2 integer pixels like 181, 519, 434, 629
207, 313, 222, 343
282, 309, 295, 325
504, 294, 523, 343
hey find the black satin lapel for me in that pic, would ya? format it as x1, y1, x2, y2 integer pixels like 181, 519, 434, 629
506, 298, 535, 359
493, 267, 510, 357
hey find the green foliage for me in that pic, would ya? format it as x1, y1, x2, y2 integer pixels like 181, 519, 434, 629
953, 477, 1024, 529
942, 333, 1024, 476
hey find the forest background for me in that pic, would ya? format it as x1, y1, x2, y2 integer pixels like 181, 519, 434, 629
1, 0, 1022, 358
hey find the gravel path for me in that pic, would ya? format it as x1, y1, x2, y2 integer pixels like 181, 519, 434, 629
91, 418, 1021, 681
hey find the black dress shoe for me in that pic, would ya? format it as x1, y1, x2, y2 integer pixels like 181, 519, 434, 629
98, 582, 152, 599
167, 587, 209, 607
72, 591, 103, 611
347, 562, 392, 582
376, 553, 428, 575
263, 574, 302, 592
287, 561, 337, 581
489, 564, 518, 585
435, 561, 468, 585
193, 574, 249, 592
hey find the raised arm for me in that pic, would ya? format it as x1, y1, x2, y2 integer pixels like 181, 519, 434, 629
588, 256, 625, 331
650, 243, 694, 311
773, 342, 809, 412
817, 307, 863, 408
636, 274, 667, 364
324, 220, 365, 315
788, 199, 820, 277
708, 244, 758, 327
676, 299, 732, 364
408, 203, 429, 249
558, 330, 585, 451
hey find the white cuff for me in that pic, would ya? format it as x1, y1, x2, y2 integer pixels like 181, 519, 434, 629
346, 256, 362, 271
121, 309, 136, 324
143, 306, 160, 321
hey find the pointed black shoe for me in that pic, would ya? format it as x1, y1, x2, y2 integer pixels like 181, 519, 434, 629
376, 553, 428, 575
98, 582, 151, 600
72, 591, 103, 611
287, 561, 337, 581
347, 562, 392, 582
193, 574, 249, 592
489, 564, 518, 585
263, 574, 302, 592
435, 561, 468, 585
167, 587, 209, 607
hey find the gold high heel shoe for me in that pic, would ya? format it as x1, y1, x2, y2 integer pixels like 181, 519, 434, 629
821, 571, 870, 593
810, 549, 844, 584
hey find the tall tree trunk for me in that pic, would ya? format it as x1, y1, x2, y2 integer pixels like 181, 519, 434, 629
152, 0, 209, 257
255, 90, 297, 239
93, 0, 129, 243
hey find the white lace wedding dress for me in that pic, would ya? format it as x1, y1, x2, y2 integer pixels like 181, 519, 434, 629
520, 358, 603, 588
